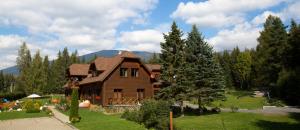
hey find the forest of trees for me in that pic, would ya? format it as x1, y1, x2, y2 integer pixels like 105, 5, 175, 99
15, 43, 81, 95
216, 15, 300, 105
0, 71, 16, 93
154, 15, 299, 106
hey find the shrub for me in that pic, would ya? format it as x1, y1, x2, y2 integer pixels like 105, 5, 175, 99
268, 99, 285, 107
121, 109, 142, 123
171, 105, 181, 117
183, 106, 201, 115
46, 109, 53, 115
211, 107, 221, 113
230, 105, 239, 113
0, 92, 26, 101
121, 99, 173, 130
69, 88, 80, 123
140, 99, 172, 130
23, 100, 42, 113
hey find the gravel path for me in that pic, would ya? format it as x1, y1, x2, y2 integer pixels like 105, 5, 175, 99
186, 103, 300, 115
0, 117, 75, 130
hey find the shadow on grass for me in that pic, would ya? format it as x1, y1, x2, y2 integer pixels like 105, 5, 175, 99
255, 113, 300, 130
172, 106, 220, 117
255, 120, 300, 130
289, 113, 300, 122
229, 90, 252, 98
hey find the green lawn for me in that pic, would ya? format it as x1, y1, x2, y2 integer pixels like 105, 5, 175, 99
210, 90, 267, 109
175, 112, 300, 130
64, 109, 145, 130
0, 111, 48, 120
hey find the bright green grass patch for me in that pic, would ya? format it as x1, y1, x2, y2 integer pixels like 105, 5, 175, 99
211, 90, 267, 109
63, 109, 145, 130
0, 111, 48, 120
175, 112, 300, 130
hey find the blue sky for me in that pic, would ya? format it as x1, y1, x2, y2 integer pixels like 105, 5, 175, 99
0, 0, 299, 69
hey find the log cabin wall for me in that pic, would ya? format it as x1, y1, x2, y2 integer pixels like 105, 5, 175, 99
103, 58, 153, 106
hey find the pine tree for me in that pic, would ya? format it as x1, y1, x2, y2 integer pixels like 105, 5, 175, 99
16, 42, 32, 94
148, 53, 160, 64
256, 15, 287, 94
70, 50, 80, 64
277, 20, 300, 105
218, 50, 233, 88
31, 50, 44, 93
230, 47, 241, 88
52, 51, 65, 93
42, 55, 50, 94
0, 71, 4, 92
233, 51, 252, 89
185, 25, 225, 111
158, 22, 188, 113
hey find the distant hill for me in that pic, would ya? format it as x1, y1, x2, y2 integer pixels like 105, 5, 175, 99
1, 50, 154, 75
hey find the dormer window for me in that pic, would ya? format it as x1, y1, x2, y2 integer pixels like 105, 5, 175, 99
131, 68, 139, 77
120, 68, 128, 77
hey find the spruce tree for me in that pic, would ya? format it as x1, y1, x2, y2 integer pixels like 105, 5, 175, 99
230, 47, 241, 88
158, 22, 188, 113
256, 15, 287, 94
233, 51, 252, 89
16, 42, 32, 94
0, 71, 4, 92
277, 20, 300, 105
31, 50, 44, 93
70, 50, 80, 64
42, 55, 50, 94
185, 25, 225, 111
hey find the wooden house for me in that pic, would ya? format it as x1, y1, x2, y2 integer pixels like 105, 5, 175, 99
65, 51, 161, 106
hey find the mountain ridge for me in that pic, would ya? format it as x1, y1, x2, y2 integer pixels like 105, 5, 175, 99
1, 50, 154, 75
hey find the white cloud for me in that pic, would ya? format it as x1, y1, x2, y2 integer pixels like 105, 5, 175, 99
208, 22, 261, 51
171, 0, 286, 28
118, 29, 163, 52
207, 0, 300, 51
0, 0, 158, 69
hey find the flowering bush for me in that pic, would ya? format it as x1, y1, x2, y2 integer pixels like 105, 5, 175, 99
23, 100, 42, 113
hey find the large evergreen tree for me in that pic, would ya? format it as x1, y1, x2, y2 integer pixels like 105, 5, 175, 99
0, 71, 4, 92
31, 50, 44, 93
158, 22, 188, 112
185, 25, 225, 111
16, 42, 32, 94
256, 15, 287, 94
277, 20, 300, 105
233, 51, 252, 89
42, 55, 50, 94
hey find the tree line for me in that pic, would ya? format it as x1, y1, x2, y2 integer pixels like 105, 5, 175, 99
16, 43, 81, 95
0, 71, 15, 93
216, 15, 300, 105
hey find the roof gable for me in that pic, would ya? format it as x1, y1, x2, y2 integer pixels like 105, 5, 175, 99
68, 64, 90, 76
75, 51, 154, 85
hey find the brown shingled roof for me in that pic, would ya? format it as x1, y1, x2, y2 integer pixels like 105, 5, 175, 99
145, 64, 161, 71
69, 64, 90, 76
79, 51, 145, 85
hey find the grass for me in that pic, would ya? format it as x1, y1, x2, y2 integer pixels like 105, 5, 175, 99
63, 108, 145, 130
175, 112, 300, 130
0, 111, 49, 120
210, 90, 267, 109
